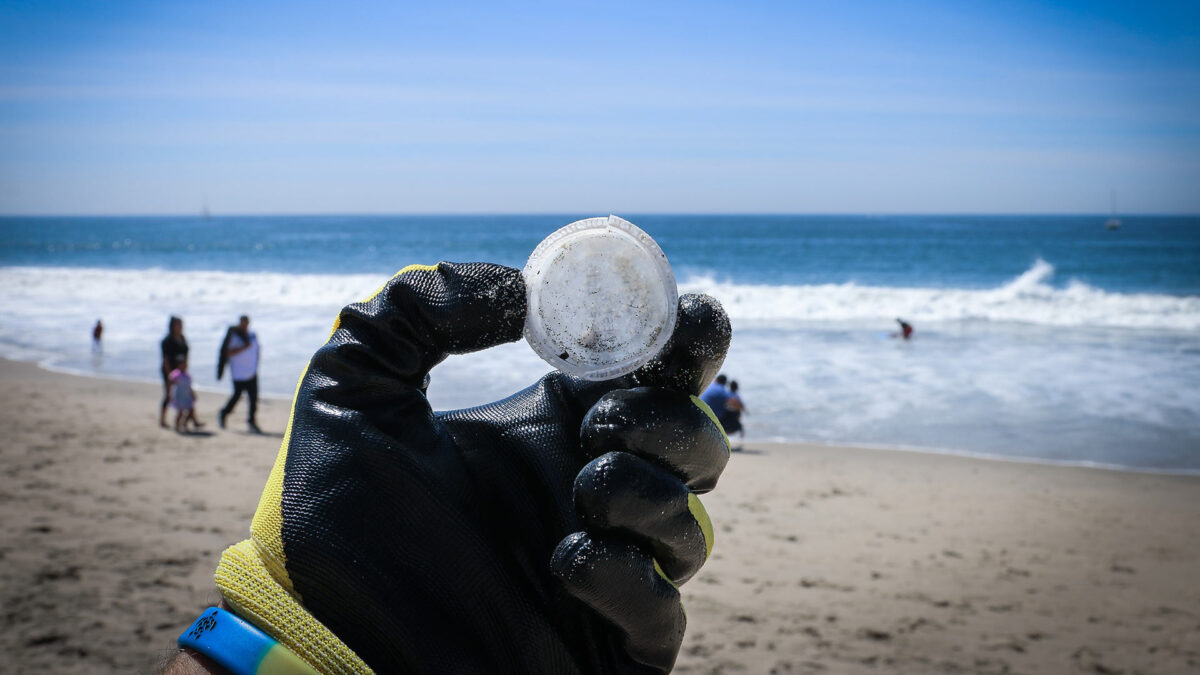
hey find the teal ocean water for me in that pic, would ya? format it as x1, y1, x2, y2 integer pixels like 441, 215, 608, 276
2, 215, 1198, 471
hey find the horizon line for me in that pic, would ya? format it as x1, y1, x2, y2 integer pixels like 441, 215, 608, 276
2, 211, 1198, 218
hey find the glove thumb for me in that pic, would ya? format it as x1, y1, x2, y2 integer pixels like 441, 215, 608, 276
330, 262, 527, 387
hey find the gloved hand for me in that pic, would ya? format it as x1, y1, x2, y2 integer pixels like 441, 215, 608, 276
213, 262, 732, 674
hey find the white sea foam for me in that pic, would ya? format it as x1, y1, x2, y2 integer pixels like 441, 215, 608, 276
1, 266, 388, 309
2, 263, 1198, 470
4, 260, 1195, 331
0, 266, 381, 401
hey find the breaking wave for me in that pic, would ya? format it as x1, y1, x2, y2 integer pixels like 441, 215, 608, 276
680, 259, 1200, 330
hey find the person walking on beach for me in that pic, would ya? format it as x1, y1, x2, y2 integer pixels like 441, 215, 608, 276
160, 316, 188, 428
168, 356, 202, 433
91, 319, 103, 354
218, 315, 261, 433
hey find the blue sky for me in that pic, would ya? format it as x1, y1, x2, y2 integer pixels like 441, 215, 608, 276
1, 0, 1197, 214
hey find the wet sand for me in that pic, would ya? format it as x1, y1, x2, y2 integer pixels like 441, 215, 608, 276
1, 358, 1198, 673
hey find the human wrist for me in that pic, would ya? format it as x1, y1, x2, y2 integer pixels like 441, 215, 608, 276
161, 648, 228, 674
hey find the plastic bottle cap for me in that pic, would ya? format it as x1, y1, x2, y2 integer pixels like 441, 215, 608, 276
523, 215, 678, 380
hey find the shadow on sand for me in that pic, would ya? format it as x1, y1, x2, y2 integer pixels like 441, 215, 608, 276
235, 429, 284, 439
178, 429, 216, 438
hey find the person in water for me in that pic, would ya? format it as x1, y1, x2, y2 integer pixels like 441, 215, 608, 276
893, 318, 914, 340
92, 319, 103, 354
163, 262, 732, 675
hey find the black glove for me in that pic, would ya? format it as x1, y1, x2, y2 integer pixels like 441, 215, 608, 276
213, 262, 732, 674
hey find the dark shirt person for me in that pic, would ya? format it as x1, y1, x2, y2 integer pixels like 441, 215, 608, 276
893, 318, 914, 340
160, 316, 188, 428
724, 380, 747, 438
163, 262, 732, 675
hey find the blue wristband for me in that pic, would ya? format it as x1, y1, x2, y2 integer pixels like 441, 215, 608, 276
178, 606, 317, 675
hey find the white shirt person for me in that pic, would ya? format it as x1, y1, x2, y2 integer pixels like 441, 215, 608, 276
218, 315, 261, 433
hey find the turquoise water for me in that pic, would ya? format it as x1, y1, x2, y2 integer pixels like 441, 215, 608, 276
2, 214, 1198, 471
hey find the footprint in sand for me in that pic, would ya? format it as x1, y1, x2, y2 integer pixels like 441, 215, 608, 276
798, 577, 855, 592
856, 628, 891, 642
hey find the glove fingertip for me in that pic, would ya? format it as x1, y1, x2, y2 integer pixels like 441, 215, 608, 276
550, 531, 592, 581
550, 533, 685, 672
632, 293, 731, 395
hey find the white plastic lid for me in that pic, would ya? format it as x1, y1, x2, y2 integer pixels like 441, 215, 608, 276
523, 215, 678, 380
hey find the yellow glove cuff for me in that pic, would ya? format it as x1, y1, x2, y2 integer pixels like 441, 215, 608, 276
214, 361, 373, 674
215, 539, 374, 675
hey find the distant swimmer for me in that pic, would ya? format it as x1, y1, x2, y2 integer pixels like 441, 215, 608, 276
892, 318, 913, 340
92, 319, 103, 354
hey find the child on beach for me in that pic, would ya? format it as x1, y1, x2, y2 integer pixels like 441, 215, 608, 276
168, 357, 203, 433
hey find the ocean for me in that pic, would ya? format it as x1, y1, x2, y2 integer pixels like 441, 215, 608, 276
2, 214, 1198, 472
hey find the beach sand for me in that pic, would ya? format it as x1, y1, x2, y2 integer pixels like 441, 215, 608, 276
1, 358, 1197, 674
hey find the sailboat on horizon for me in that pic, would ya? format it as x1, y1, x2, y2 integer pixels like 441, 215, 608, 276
1105, 189, 1122, 231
